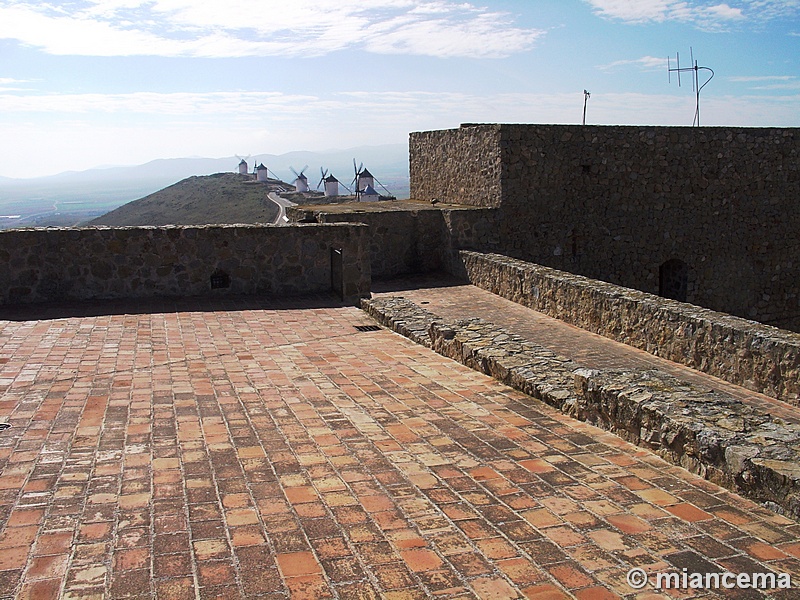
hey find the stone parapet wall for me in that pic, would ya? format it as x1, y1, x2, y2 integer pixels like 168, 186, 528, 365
410, 124, 800, 330
363, 296, 800, 519
287, 203, 499, 279
300, 208, 445, 278
0, 224, 371, 306
458, 250, 800, 405
438, 207, 501, 273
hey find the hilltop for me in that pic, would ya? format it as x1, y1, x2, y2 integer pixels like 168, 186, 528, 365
90, 173, 284, 226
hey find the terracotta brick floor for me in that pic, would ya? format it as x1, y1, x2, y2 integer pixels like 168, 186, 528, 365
0, 294, 799, 599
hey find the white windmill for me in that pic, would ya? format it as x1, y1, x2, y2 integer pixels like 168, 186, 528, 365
351, 158, 393, 201
358, 168, 374, 192
290, 165, 309, 193
317, 168, 351, 198
256, 163, 269, 182
236, 154, 251, 175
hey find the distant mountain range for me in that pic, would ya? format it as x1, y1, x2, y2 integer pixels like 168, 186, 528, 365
0, 144, 409, 228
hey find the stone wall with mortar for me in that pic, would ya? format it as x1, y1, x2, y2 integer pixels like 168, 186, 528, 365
0, 224, 371, 306
409, 124, 800, 331
409, 126, 503, 208
458, 250, 800, 405
287, 203, 500, 279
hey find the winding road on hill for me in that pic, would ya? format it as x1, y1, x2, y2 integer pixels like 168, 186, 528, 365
268, 192, 296, 225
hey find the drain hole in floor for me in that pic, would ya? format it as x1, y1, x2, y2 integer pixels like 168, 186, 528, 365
354, 325, 381, 332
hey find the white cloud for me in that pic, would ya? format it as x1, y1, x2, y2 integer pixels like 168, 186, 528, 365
599, 56, 669, 71
751, 82, 800, 89
0, 4, 188, 56
701, 3, 745, 19
729, 75, 795, 81
363, 12, 541, 58
0, 0, 544, 58
729, 75, 800, 89
1, 87, 797, 130
0, 77, 36, 92
0, 91, 325, 117
729, 75, 800, 91
743, 0, 800, 20
584, 0, 794, 28
584, 0, 685, 23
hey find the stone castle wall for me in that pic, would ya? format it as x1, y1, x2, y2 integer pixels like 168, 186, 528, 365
410, 124, 800, 331
0, 224, 371, 306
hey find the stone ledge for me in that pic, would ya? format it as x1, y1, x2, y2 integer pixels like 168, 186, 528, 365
361, 296, 438, 347
459, 250, 800, 406
362, 295, 800, 520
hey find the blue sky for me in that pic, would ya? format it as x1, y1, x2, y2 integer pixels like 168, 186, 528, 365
1, 0, 798, 178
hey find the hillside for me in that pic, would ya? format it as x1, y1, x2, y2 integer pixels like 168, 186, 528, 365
90, 173, 282, 226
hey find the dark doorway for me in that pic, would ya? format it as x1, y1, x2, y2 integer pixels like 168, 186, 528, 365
659, 259, 688, 302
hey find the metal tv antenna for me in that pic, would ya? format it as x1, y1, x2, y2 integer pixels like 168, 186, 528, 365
582, 90, 590, 126
668, 48, 714, 126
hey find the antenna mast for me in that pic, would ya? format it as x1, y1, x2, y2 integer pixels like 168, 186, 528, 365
668, 48, 714, 126
582, 90, 590, 126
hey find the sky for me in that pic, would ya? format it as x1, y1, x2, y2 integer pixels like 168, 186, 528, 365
0, 0, 798, 179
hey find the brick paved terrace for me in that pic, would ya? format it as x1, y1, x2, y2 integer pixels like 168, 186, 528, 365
1, 292, 799, 599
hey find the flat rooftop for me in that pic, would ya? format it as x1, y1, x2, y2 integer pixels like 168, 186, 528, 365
0, 287, 798, 599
